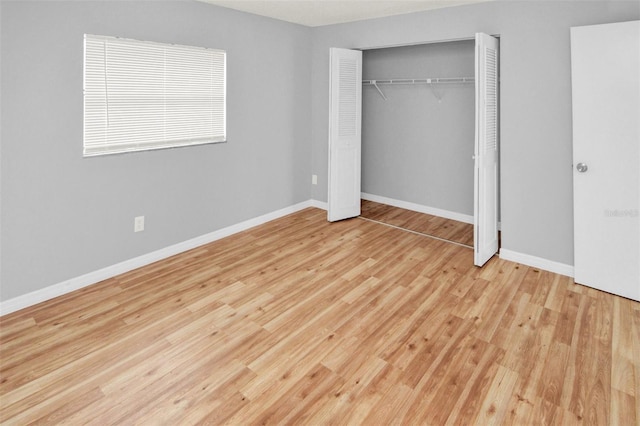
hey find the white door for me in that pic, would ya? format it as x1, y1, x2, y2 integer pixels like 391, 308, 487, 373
571, 21, 640, 301
328, 48, 362, 222
474, 33, 500, 267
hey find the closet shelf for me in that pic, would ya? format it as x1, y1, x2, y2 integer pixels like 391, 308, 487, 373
363, 77, 475, 101
363, 77, 474, 85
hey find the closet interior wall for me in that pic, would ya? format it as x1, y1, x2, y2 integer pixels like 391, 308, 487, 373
362, 40, 475, 218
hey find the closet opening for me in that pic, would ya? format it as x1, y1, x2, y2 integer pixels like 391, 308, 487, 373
358, 39, 498, 250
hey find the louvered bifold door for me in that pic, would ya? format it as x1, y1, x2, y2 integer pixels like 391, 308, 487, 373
328, 48, 362, 222
474, 33, 500, 266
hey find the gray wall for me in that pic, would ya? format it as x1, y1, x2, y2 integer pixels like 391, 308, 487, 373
310, 1, 640, 266
0, 1, 312, 301
3, 0, 639, 303
362, 41, 475, 215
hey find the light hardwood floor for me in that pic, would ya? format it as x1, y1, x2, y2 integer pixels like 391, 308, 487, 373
360, 200, 474, 247
1, 207, 638, 424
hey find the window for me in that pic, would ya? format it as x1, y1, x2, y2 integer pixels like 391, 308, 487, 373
83, 34, 226, 156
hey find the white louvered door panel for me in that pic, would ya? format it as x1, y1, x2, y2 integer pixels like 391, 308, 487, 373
328, 48, 362, 222
474, 33, 500, 267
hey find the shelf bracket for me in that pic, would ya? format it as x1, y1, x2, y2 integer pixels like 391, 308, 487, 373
428, 79, 443, 103
371, 80, 388, 101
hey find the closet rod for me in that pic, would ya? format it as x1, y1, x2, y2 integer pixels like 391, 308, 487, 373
363, 77, 475, 85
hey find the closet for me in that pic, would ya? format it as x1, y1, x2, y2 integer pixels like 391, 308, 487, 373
361, 41, 476, 224
328, 35, 500, 266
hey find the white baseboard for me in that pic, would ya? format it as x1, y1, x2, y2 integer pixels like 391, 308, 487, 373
309, 199, 328, 210
361, 192, 474, 225
499, 248, 574, 278
2, 198, 573, 316
0, 200, 319, 316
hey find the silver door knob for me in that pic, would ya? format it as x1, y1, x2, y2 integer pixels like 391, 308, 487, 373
576, 163, 588, 173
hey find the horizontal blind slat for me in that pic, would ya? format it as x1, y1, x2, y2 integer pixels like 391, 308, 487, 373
84, 34, 226, 156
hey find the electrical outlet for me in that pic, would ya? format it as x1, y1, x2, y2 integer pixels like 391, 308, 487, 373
312, 174, 318, 185
134, 216, 145, 232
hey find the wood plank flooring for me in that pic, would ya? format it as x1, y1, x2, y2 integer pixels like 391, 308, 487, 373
360, 199, 474, 247
1, 207, 638, 425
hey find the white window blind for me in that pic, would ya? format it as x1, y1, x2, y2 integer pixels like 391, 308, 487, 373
83, 34, 226, 156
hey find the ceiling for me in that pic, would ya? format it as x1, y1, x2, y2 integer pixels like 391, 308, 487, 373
198, 0, 494, 27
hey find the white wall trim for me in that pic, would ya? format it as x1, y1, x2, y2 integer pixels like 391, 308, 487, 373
309, 199, 328, 210
0, 200, 319, 316
3, 198, 572, 316
361, 192, 474, 224
499, 248, 574, 278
